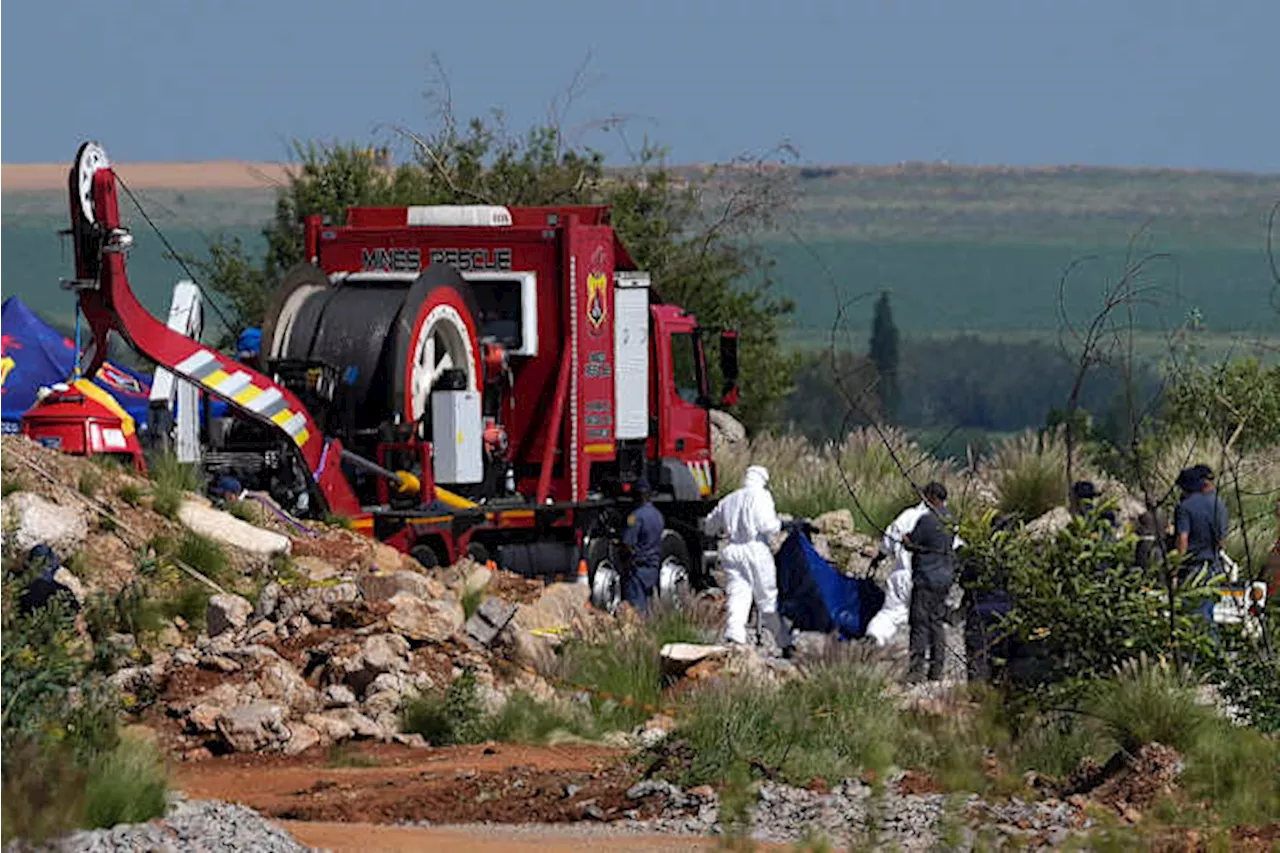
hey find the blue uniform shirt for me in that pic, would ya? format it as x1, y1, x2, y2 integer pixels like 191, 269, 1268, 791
623, 501, 665, 574
1175, 490, 1229, 566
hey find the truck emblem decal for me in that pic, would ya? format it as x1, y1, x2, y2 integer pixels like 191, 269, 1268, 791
586, 272, 608, 332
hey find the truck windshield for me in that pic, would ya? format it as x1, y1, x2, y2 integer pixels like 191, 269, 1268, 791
671, 332, 703, 404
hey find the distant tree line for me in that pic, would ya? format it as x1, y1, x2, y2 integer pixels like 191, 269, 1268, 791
781, 328, 1159, 454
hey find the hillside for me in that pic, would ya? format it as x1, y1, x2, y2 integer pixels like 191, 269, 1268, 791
4, 161, 1279, 341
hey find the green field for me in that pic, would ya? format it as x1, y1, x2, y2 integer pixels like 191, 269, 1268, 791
5, 166, 1279, 347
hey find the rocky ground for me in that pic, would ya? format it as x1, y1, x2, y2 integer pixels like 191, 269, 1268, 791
2, 436, 1269, 852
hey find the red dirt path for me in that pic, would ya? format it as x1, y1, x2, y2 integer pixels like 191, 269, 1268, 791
175, 743, 654, 825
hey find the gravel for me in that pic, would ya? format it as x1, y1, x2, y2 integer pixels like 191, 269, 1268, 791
7, 798, 321, 853
621, 774, 1087, 851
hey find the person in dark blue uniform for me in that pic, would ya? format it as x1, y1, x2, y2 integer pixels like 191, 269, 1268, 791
621, 478, 664, 613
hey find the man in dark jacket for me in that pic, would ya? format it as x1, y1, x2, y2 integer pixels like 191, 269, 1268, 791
904, 482, 955, 683
621, 478, 665, 613
1174, 464, 1229, 625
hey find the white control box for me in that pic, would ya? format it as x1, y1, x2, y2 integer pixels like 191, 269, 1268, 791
431, 390, 483, 484
614, 272, 651, 440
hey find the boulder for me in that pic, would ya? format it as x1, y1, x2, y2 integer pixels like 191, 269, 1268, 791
1028, 506, 1072, 538
320, 708, 385, 740
216, 702, 289, 752
206, 594, 254, 637
511, 583, 591, 634
358, 570, 446, 603
178, 500, 291, 557
710, 409, 747, 452
3, 493, 89, 556
283, 722, 323, 757
186, 703, 224, 734
386, 592, 464, 642
463, 563, 493, 595
299, 581, 360, 624
257, 661, 318, 713
323, 684, 357, 708
254, 582, 282, 621
304, 712, 353, 743
293, 555, 344, 583
340, 633, 411, 695
660, 643, 731, 678
465, 597, 518, 647
813, 509, 856, 537
362, 690, 403, 717
368, 540, 414, 573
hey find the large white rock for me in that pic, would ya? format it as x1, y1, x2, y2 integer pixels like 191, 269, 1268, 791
358, 570, 446, 602
2, 493, 89, 556
178, 500, 291, 557
216, 702, 289, 752
386, 592, 464, 642
710, 409, 747, 452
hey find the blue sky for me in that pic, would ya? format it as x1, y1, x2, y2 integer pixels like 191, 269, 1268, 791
3, 0, 1277, 170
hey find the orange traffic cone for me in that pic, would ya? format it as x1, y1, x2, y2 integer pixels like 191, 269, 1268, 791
576, 559, 590, 585
486, 559, 497, 571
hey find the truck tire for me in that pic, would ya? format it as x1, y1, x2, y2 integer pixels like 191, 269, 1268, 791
410, 543, 440, 570
586, 537, 621, 613
658, 530, 693, 603
466, 541, 490, 565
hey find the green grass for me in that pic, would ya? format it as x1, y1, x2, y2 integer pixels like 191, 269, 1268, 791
400, 668, 488, 746
461, 585, 485, 621
677, 658, 902, 787
77, 468, 103, 498
81, 738, 168, 829
1, 473, 27, 497
484, 692, 598, 744
556, 606, 709, 732
175, 531, 230, 585
117, 482, 143, 507
325, 743, 382, 768
988, 430, 1071, 520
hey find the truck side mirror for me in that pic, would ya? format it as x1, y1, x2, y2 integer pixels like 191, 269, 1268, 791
719, 331, 739, 407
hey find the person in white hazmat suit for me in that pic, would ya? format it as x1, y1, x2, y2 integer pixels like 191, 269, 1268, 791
703, 465, 790, 650
865, 482, 960, 646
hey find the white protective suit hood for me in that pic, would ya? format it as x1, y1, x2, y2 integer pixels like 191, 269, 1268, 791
742, 465, 770, 490
709, 464, 780, 547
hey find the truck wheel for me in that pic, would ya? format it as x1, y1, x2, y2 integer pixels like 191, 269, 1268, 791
466, 541, 490, 565
659, 530, 693, 603
586, 537, 621, 614
410, 544, 440, 570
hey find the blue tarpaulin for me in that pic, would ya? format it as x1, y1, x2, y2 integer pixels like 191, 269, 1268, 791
1, 297, 154, 433
776, 525, 886, 639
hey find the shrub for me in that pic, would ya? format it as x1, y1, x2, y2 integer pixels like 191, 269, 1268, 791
148, 451, 202, 493
82, 738, 168, 829
116, 482, 143, 507
78, 468, 103, 498
484, 692, 596, 744
1178, 718, 1280, 828
227, 500, 262, 524
400, 669, 487, 746
959, 510, 1210, 698
1, 473, 27, 497
461, 585, 484, 621
150, 486, 182, 520
158, 581, 214, 630
1, 739, 86, 845
1091, 658, 1214, 754
175, 531, 230, 585
988, 429, 1069, 520
677, 658, 901, 786
553, 604, 712, 734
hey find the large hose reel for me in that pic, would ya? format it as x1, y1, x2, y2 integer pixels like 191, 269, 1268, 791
264, 264, 483, 436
